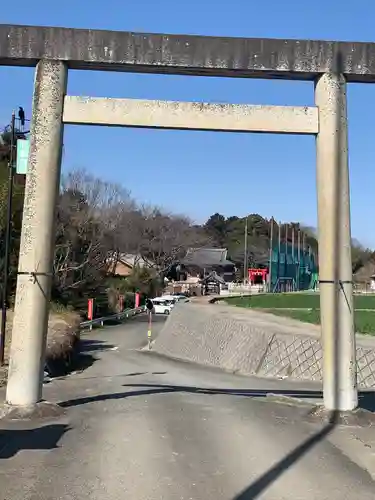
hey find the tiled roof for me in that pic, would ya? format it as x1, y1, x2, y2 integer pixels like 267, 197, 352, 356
118, 253, 151, 268
200, 271, 227, 285
182, 248, 234, 267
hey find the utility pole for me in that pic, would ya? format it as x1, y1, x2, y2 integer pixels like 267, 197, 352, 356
297, 229, 301, 290
291, 226, 295, 291
268, 217, 274, 292
285, 224, 288, 254
277, 221, 281, 288
0, 111, 16, 366
285, 224, 289, 290
243, 217, 248, 285
291, 226, 295, 260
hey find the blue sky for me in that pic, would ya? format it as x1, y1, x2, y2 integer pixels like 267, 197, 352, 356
1, 0, 375, 246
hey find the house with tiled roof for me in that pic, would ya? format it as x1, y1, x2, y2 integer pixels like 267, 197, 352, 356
107, 253, 154, 277
181, 247, 236, 282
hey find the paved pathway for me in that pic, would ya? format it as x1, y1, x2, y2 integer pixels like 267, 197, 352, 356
0, 314, 374, 499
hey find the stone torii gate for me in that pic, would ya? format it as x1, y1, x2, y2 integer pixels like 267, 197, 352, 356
1, 24, 370, 412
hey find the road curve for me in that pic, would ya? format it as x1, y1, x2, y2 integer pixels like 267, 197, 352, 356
0, 314, 374, 499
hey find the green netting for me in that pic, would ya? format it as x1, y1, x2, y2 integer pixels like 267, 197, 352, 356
269, 242, 318, 291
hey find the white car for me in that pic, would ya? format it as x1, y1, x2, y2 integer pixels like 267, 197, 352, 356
162, 294, 188, 303
172, 293, 189, 302
152, 298, 175, 315
160, 294, 177, 302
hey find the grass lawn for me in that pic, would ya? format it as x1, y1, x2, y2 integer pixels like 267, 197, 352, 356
267, 308, 375, 336
225, 293, 375, 335
225, 293, 375, 310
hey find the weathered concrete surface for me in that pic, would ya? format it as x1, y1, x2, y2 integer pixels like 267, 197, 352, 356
1, 315, 375, 499
315, 73, 356, 410
152, 302, 375, 389
63, 96, 318, 134
6, 59, 67, 406
2, 24, 375, 81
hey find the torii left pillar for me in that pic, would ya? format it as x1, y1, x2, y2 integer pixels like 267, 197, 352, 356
6, 60, 67, 407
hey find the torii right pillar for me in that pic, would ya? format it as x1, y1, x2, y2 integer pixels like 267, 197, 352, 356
315, 72, 357, 412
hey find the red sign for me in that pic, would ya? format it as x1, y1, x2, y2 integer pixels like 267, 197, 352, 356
135, 292, 140, 308
87, 298, 94, 320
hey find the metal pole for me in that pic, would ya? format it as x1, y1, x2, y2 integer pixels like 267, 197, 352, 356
278, 221, 281, 287
243, 217, 248, 285
0, 112, 16, 366
297, 229, 301, 290
6, 61, 67, 407
285, 224, 288, 256
147, 310, 152, 350
291, 226, 295, 290
291, 226, 295, 259
285, 224, 288, 287
301, 231, 305, 288
297, 229, 301, 262
315, 71, 357, 412
268, 217, 274, 292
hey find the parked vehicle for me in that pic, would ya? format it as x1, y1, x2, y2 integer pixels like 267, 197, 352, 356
160, 294, 178, 302
172, 293, 189, 302
152, 298, 175, 315
162, 293, 188, 303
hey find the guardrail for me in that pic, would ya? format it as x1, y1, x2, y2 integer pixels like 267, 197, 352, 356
80, 306, 146, 330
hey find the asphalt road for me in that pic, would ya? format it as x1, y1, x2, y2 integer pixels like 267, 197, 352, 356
0, 314, 374, 499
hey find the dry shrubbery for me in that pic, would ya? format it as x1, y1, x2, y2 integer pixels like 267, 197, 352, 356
0, 307, 81, 386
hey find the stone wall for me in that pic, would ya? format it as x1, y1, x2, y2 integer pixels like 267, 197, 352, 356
153, 302, 375, 388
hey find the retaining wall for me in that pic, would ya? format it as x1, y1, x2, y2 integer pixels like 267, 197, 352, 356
153, 302, 375, 388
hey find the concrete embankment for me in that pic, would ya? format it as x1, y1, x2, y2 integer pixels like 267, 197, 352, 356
152, 301, 375, 388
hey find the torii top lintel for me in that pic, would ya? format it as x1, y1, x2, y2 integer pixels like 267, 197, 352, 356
1, 24, 375, 82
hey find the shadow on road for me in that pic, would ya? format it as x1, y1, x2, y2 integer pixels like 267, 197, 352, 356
91, 314, 166, 328
130, 314, 167, 325
79, 339, 117, 353
233, 419, 336, 499
57, 382, 345, 498
0, 424, 70, 459
62, 339, 119, 377
45, 339, 116, 378
58, 382, 375, 412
